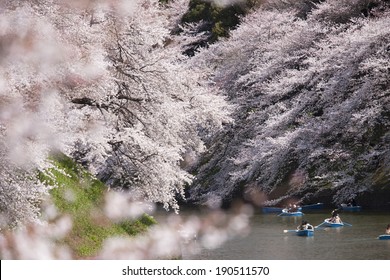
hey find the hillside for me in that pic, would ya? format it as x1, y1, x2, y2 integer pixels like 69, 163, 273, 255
41, 155, 156, 258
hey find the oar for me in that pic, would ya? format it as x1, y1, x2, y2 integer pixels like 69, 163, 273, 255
283, 229, 297, 233
315, 221, 326, 228
313, 226, 327, 231
342, 221, 352, 226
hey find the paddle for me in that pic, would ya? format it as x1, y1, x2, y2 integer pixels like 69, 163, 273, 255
342, 221, 352, 226
315, 221, 326, 228
283, 229, 297, 233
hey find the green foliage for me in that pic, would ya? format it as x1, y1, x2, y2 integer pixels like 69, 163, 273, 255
119, 214, 156, 236
372, 166, 390, 190
181, 0, 253, 42
40, 154, 156, 258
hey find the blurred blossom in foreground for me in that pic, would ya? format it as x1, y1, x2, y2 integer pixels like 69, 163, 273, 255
104, 191, 155, 221
98, 200, 253, 259
0, 204, 72, 259
0, 189, 253, 259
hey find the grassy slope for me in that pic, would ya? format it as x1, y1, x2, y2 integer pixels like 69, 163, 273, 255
40, 154, 156, 258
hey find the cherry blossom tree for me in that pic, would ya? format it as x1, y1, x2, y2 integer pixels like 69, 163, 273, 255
189, 0, 390, 207
0, 0, 230, 226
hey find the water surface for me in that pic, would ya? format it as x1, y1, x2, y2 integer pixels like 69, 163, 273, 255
183, 210, 390, 260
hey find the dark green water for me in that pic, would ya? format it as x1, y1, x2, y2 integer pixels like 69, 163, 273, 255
185, 210, 390, 260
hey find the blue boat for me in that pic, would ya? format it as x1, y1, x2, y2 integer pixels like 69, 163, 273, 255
322, 219, 344, 227
262, 207, 283, 213
283, 227, 314, 236
340, 204, 362, 211
262, 206, 302, 213
278, 209, 304, 217
301, 203, 324, 210
296, 229, 314, 237
378, 235, 390, 240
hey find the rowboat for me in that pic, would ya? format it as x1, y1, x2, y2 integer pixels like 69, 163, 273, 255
340, 204, 362, 211
262, 206, 302, 213
321, 218, 344, 227
283, 228, 314, 236
262, 207, 283, 214
378, 235, 390, 240
301, 203, 324, 210
296, 229, 314, 237
278, 209, 304, 217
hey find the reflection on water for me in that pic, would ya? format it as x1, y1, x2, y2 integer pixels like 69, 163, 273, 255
182, 210, 390, 260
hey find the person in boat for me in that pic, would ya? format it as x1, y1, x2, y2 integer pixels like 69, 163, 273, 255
386, 224, 390, 234
297, 220, 307, 230
297, 220, 313, 230
347, 198, 357, 207
329, 208, 341, 223
288, 204, 298, 213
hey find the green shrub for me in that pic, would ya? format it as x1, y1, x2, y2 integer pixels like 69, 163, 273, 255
181, 0, 255, 43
